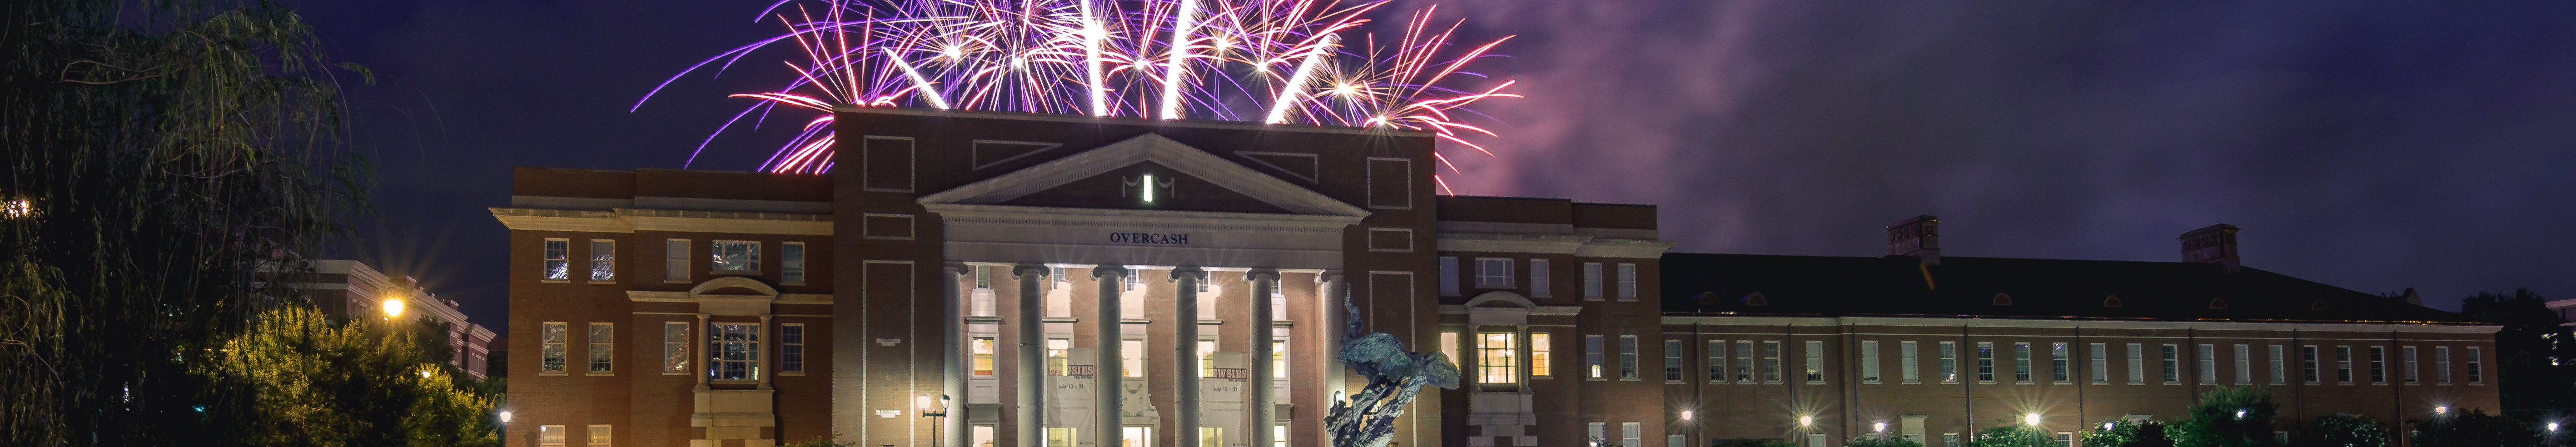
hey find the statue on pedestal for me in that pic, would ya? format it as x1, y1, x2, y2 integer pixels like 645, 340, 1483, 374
1324, 295, 1460, 447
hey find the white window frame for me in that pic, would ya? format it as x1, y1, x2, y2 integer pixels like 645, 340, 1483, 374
2012, 342, 2033, 383
2435, 346, 2452, 384
2161, 343, 2182, 384
2089, 343, 2109, 384
663, 239, 690, 283
1808, 340, 1829, 383
2367, 346, 2386, 384
1474, 258, 1514, 288
544, 238, 572, 282
1531, 333, 1553, 378
1529, 259, 1552, 298
2270, 344, 2287, 384
2198, 344, 2217, 384
539, 425, 567, 447
1619, 335, 1640, 381
662, 322, 690, 375
587, 424, 612, 447
1975, 342, 1995, 383
2303, 345, 2324, 384
1762, 340, 1784, 383
1582, 263, 1603, 300
587, 323, 614, 375
1585, 335, 1605, 380
589, 239, 616, 282
710, 240, 761, 273
1900, 340, 1920, 384
1938, 341, 1958, 384
2126, 343, 2145, 384
709, 322, 762, 381
2402, 346, 2419, 384
2051, 342, 2071, 383
1736, 341, 1755, 383
2334, 345, 2354, 384
2234, 344, 2253, 384
540, 322, 568, 375
780, 323, 806, 375
2467, 346, 2483, 384
1615, 263, 1638, 301
1707, 340, 1728, 383
1662, 339, 1684, 382
781, 242, 807, 284
1860, 340, 1881, 383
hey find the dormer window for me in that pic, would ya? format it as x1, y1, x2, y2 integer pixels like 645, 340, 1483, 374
1139, 174, 1158, 204
1992, 293, 2014, 306
2311, 299, 2329, 311
2102, 295, 2123, 308
2208, 298, 2229, 309
1743, 293, 1768, 307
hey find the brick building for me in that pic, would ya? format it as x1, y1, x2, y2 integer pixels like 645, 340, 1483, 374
297, 259, 498, 379
492, 108, 2491, 447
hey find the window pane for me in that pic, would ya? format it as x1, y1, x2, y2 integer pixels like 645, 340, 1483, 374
1619, 336, 1639, 380
1530, 333, 1552, 377
1663, 339, 1683, 381
1900, 341, 1919, 383
664, 239, 689, 281
1615, 263, 1637, 300
544, 239, 571, 280
711, 241, 760, 273
1529, 259, 1551, 297
663, 323, 689, 374
1860, 340, 1880, 382
709, 323, 761, 380
541, 323, 568, 372
781, 324, 806, 373
1475, 258, 1513, 288
2050, 343, 2070, 383
1938, 341, 1958, 383
590, 240, 616, 280
781, 242, 806, 283
588, 324, 613, 372
1762, 341, 1783, 382
1975, 342, 1994, 382
2013, 343, 2032, 382
1585, 335, 1604, 379
1437, 257, 1460, 296
1480, 333, 1518, 385
1583, 263, 1603, 300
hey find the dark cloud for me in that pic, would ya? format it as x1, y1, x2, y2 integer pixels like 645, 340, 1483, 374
293, 0, 2576, 330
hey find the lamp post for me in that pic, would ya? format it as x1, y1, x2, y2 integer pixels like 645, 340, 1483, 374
382, 297, 406, 319
919, 394, 951, 447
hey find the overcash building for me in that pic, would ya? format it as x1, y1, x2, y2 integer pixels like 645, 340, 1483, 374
494, 108, 2495, 447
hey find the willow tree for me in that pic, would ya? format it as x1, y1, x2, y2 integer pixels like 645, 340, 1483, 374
1, 0, 368, 445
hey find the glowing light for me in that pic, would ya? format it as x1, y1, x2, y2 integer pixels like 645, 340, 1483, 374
382, 298, 405, 318
917, 395, 935, 410
2234, 409, 2247, 420
2103, 422, 2115, 430
420, 369, 433, 378
1873, 422, 1885, 432
1, 199, 29, 219
882, 48, 950, 110
499, 411, 513, 422
2435, 406, 2449, 415
1140, 174, 1157, 203
2549, 422, 2561, 432
1158, 0, 1197, 119
2024, 413, 2041, 427
1681, 410, 1693, 421
1799, 416, 1813, 427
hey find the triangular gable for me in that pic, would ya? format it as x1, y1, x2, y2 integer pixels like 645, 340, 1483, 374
918, 134, 1369, 217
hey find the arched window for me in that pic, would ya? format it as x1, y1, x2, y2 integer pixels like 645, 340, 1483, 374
1743, 293, 1768, 307
2208, 298, 2229, 309
1992, 293, 2014, 306
2102, 295, 2123, 308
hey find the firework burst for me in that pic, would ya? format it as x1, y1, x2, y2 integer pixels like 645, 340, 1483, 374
639, 0, 1517, 192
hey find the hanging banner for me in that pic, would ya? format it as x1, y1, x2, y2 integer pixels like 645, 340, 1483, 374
1203, 352, 1250, 447
1122, 377, 1161, 426
1047, 348, 1099, 447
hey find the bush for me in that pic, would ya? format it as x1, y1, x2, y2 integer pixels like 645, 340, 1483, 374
1965, 425, 2057, 447
2290, 414, 2389, 447
1715, 439, 1797, 447
2084, 419, 2176, 447
2411, 409, 2537, 447
1845, 435, 1926, 447
2170, 386, 2282, 447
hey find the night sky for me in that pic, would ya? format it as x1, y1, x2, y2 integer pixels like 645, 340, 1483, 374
291, 0, 2576, 334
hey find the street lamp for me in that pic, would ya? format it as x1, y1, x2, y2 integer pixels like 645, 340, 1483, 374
2434, 406, 2449, 416
2024, 414, 2042, 427
1799, 416, 1814, 427
1681, 410, 1693, 421
382, 297, 405, 319
919, 394, 951, 447
499, 411, 512, 423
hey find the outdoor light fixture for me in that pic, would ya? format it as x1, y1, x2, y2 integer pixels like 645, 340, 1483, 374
499, 411, 512, 423
2024, 414, 2041, 427
2435, 406, 2449, 415
1799, 416, 1813, 427
1140, 174, 1157, 203
1874, 422, 1886, 432
1681, 410, 1693, 421
2234, 409, 2247, 420
382, 298, 405, 318
2103, 422, 2115, 430
2549, 422, 2561, 432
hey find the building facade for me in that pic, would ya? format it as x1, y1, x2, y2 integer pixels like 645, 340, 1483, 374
298, 259, 498, 379
496, 108, 2493, 447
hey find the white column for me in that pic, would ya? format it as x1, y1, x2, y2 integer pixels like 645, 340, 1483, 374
1172, 267, 1207, 447
1246, 269, 1278, 447
758, 314, 774, 390
945, 265, 968, 447
1015, 265, 1047, 446
1094, 266, 1127, 447
696, 313, 712, 390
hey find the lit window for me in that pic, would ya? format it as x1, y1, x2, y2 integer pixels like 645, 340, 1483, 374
539, 425, 566, 447
1615, 263, 1637, 300
544, 238, 571, 280
1582, 263, 1603, 300
1938, 341, 1958, 383
588, 323, 614, 373
1124, 339, 1145, 378
1805, 340, 1825, 383
1475, 258, 1513, 288
587, 424, 612, 447
710, 241, 760, 273
1480, 332, 1518, 385
1736, 341, 1756, 382
589, 240, 616, 281
662, 323, 689, 374
1530, 333, 1552, 377
973, 337, 996, 376
781, 242, 806, 284
1442, 331, 1461, 368
1047, 427, 1078, 447
1198, 341, 1217, 377
781, 324, 806, 373
540, 322, 568, 373
1047, 338, 1071, 376
1621, 422, 1641, 447
663, 239, 689, 282
1529, 259, 1551, 297
709, 323, 761, 380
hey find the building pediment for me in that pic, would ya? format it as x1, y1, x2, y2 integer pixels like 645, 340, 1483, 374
918, 134, 1368, 218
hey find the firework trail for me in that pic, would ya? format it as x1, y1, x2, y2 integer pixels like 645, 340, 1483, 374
637, 0, 1517, 193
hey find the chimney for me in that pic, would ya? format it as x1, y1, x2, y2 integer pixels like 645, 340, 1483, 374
2179, 224, 2240, 273
1886, 215, 1940, 266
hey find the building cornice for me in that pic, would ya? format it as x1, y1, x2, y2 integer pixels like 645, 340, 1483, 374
1660, 314, 2502, 334
925, 203, 1363, 232
489, 207, 832, 235
1437, 233, 1676, 258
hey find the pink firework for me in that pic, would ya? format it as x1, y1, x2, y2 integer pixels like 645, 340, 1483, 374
638, 0, 1517, 191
